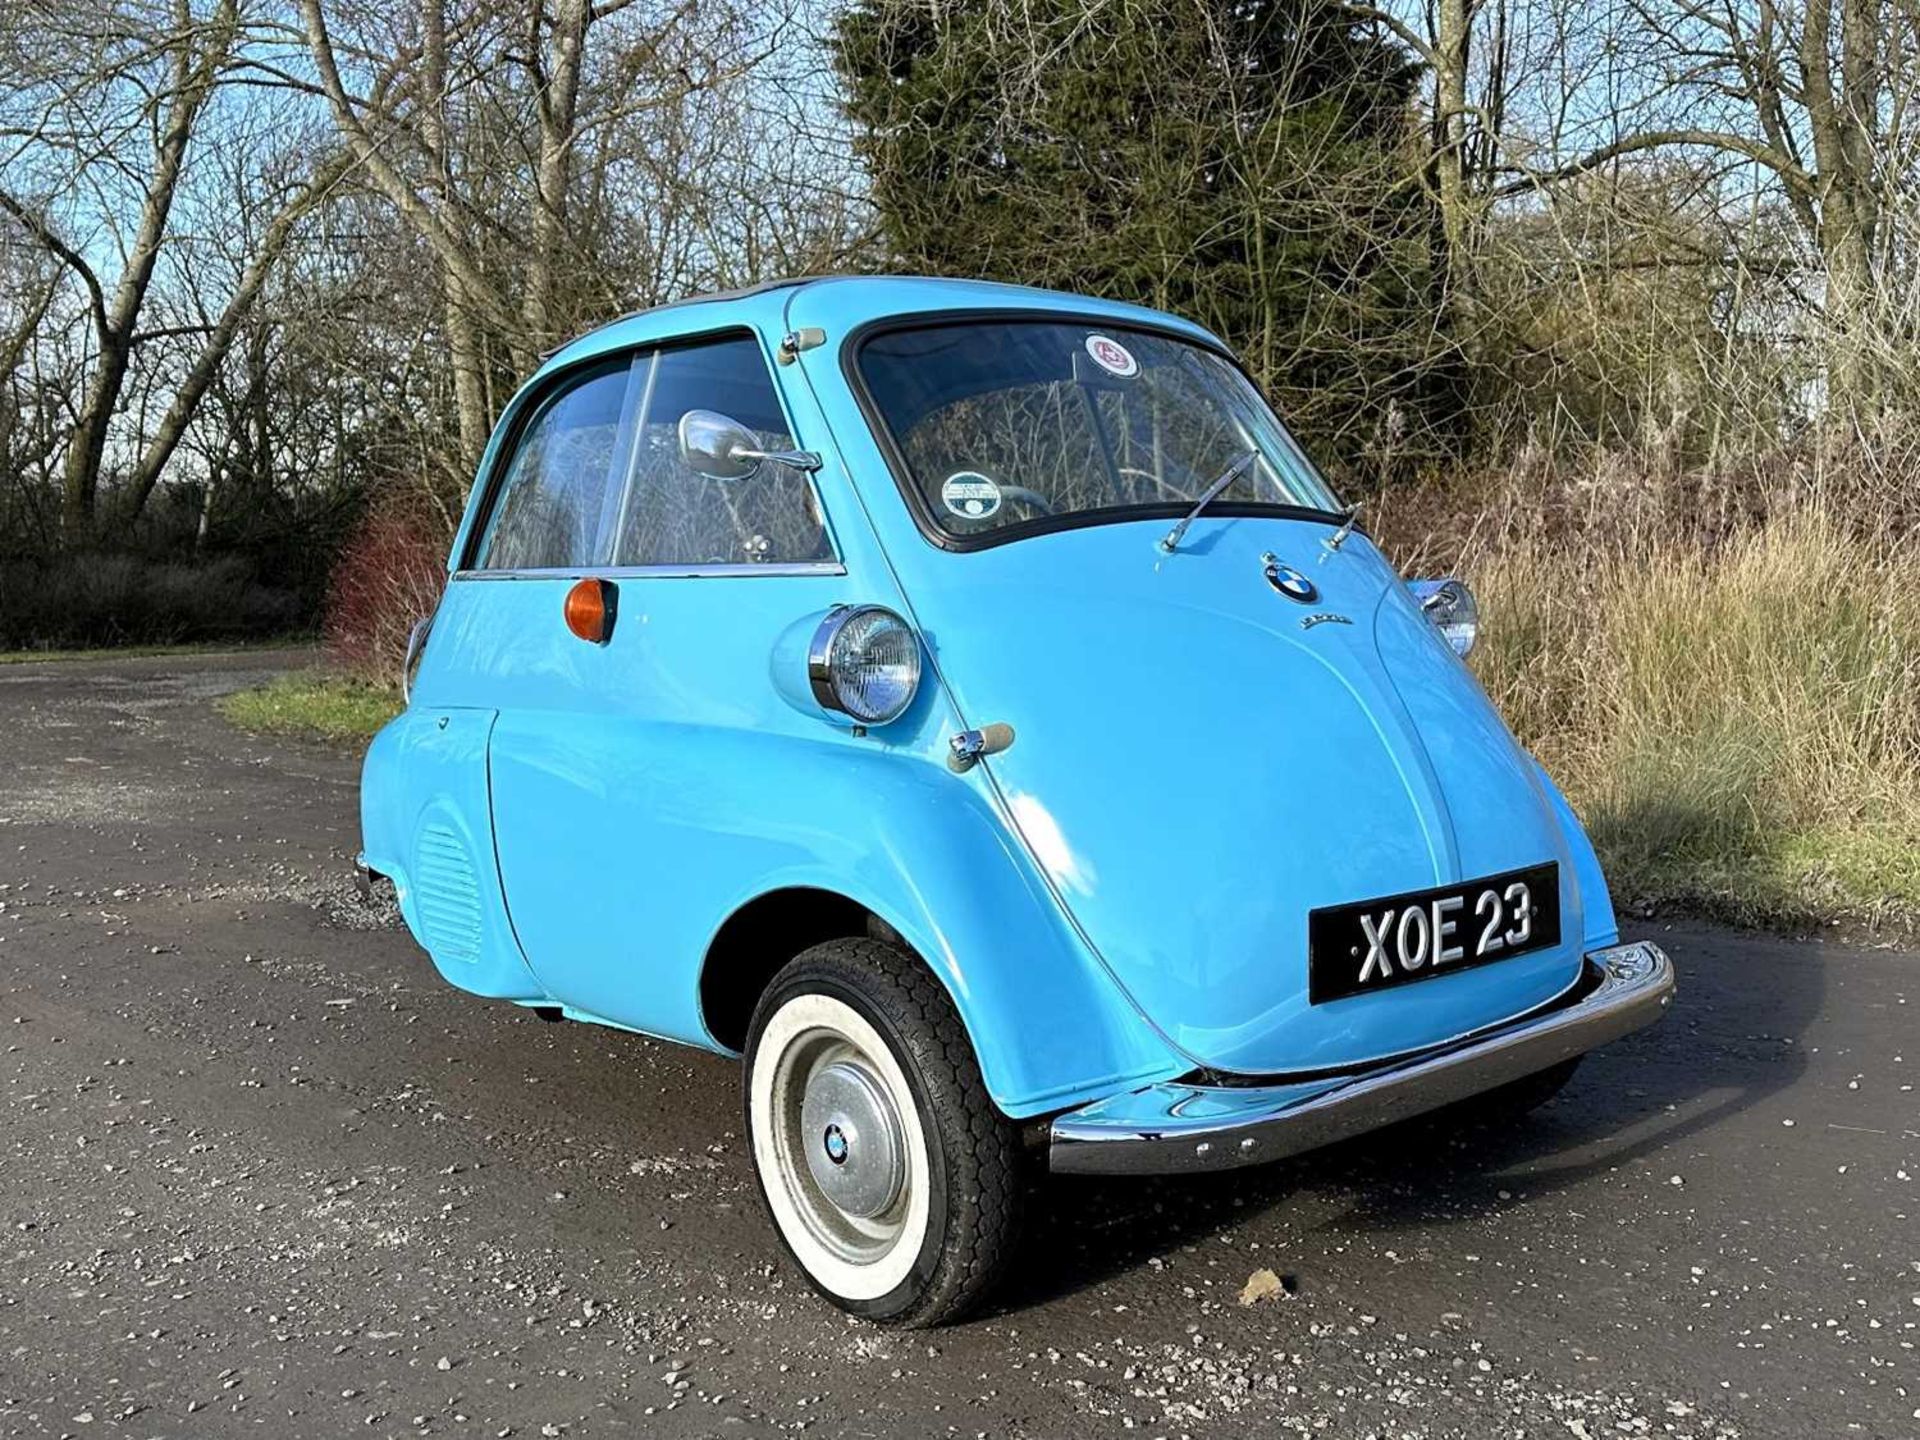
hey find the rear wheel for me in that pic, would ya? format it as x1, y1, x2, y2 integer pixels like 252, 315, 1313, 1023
744, 938, 1023, 1326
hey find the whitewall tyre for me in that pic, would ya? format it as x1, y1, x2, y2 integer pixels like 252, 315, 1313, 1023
744, 938, 1024, 1326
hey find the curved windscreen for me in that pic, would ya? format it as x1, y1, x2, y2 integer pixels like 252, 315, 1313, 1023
855, 320, 1341, 543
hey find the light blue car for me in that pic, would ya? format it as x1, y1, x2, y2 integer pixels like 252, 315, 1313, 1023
358, 275, 1675, 1326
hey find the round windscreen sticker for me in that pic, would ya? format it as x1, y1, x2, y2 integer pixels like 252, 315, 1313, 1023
941, 471, 1003, 520
1084, 333, 1139, 378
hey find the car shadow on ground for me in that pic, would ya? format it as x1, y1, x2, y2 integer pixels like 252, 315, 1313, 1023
996, 924, 1825, 1315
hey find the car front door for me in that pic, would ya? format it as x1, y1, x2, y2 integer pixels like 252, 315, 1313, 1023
469, 330, 852, 1044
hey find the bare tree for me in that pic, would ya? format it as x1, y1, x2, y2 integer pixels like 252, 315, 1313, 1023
1, 0, 348, 540
1408, 0, 1919, 412
0, 241, 66, 544
295, 0, 796, 475
114, 148, 353, 524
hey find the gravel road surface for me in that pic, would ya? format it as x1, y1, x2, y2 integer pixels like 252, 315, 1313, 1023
0, 651, 1914, 1439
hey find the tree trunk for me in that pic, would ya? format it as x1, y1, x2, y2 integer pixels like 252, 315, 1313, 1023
521, 0, 591, 351
0, 281, 54, 486
58, 339, 130, 542
116, 149, 351, 526
1430, 0, 1474, 315
1792, 0, 1891, 411
420, 0, 493, 481
58, 0, 236, 545
300, 0, 521, 344
446, 281, 494, 482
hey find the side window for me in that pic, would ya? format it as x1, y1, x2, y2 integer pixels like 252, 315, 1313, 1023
610, 336, 832, 567
475, 360, 632, 570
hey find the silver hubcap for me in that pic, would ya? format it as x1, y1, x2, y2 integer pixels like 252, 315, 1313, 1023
801, 1059, 906, 1220
768, 1029, 915, 1266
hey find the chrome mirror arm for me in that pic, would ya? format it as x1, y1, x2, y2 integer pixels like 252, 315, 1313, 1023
680, 409, 820, 480
731, 444, 822, 474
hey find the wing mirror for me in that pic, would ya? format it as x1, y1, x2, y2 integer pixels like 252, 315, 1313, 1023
678, 409, 821, 480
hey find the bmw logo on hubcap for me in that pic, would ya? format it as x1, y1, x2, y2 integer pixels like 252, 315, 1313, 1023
1262, 554, 1318, 604
822, 1124, 849, 1165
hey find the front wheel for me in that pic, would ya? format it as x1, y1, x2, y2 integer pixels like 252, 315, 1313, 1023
744, 938, 1024, 1326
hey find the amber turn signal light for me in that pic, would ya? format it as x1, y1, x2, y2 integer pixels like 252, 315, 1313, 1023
563, 577, 617, 644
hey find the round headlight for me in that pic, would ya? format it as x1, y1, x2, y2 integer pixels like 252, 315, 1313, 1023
1412, 577, 1478, 657
808, 606, 922, 724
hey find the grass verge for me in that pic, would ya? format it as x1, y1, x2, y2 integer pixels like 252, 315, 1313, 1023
217, 671, 401, 742
1464, 501, 1920, 936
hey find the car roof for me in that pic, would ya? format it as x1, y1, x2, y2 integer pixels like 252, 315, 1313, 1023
542, 276, 823, 356
541, 274, 1221, 372
455, 276, 1231, 574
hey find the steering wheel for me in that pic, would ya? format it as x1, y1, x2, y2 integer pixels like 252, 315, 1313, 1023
997, 484, 1054, 515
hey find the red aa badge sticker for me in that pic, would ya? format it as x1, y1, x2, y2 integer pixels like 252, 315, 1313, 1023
1084, 334, 1139, 378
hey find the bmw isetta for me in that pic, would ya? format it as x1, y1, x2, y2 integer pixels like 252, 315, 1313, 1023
359, 275, 1675, 1326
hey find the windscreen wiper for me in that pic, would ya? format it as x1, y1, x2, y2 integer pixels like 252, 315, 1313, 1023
1159, 450, 1257, 553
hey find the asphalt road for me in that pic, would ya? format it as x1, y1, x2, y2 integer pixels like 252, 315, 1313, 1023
0, 651, 1915, 1440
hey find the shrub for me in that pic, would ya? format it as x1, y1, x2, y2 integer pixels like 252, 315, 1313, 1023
0, 553, 304, 650
323, 487, 450, 688
1374, 432, 1920, 931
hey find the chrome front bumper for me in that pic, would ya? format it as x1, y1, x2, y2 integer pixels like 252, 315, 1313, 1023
1048, 941, 1674, 1176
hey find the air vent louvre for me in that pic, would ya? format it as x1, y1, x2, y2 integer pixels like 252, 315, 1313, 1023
415, 823, 483, 964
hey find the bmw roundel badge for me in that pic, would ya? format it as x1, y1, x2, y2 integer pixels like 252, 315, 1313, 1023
1262, 554, 1319, 604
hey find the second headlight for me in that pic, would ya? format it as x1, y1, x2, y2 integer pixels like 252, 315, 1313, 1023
808, 605, 922, 724
1410, 577, 1479, 657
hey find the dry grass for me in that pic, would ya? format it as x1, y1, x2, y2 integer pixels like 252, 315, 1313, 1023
1376, 438, 1920, 934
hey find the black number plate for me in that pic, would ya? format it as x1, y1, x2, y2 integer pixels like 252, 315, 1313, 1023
1308, 863, 1560, 1004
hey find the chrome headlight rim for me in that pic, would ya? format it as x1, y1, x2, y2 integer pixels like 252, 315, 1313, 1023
1410, 577, 1479, 658
807, 604, 922, 725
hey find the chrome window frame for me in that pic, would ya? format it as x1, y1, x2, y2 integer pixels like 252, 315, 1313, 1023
461, 324, 843, 576
449, 560, 847, 583
467, 355, 636, 573
842, 308, 1347, 555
